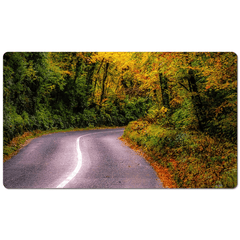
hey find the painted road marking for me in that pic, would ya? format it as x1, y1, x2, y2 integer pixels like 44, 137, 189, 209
56, 129, 124, 188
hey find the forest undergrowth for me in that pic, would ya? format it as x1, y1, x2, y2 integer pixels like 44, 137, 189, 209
122, 120, 237, 188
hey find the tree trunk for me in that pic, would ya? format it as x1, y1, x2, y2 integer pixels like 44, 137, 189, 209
159, 73, 170, 109
188, 70, 206, 131
74, 58, 82, 84
86, 62, 96, 86
100, 62, 109, 104
92, 58, 104, 99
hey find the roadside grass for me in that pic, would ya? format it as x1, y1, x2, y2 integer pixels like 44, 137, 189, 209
3, 126, 125, 163
122, 120, 237, 188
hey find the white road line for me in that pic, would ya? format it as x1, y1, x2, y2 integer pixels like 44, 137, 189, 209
56, 129, 124, 188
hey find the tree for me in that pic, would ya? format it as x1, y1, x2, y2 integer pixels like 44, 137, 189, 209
3, 52, 237, 144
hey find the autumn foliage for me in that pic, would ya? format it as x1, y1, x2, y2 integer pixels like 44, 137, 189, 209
3, 52, 237, 188
123, 121, 237, 188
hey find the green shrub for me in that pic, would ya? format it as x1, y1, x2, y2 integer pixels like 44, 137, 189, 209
35, 108, 54, 130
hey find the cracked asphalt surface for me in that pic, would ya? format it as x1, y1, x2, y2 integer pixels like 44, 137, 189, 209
3, 128, 163, 189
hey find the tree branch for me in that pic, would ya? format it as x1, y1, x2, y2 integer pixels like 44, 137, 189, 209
178, 82, 190, 92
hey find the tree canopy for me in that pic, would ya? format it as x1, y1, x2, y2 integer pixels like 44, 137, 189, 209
3, 52, 237, 145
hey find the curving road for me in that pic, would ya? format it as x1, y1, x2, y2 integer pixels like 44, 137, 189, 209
3, 128, 163, 189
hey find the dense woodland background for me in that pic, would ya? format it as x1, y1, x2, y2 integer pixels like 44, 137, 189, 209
3, 52, 237, 187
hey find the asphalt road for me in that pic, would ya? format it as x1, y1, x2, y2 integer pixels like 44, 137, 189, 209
3, 128, 163, 189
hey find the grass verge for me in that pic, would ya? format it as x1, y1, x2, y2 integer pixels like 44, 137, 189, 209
122, 120, 237, 188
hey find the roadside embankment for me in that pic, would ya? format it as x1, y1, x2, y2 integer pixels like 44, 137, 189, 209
121, 120, 237, 188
